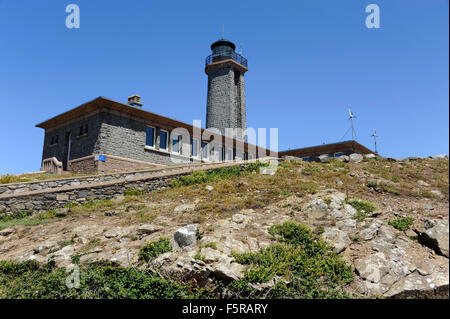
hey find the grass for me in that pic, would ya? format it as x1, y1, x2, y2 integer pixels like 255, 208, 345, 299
67, 199, 115, 215
0, 172, 94, 185
346, 199, 377, 222
389, 217, 414, 231
201, 242, 217, 250
124, 188, 146, 196
138, 237, 172, 263
171, 162, 266, 187
227, 221, 353, 299
0, 209, 66, 231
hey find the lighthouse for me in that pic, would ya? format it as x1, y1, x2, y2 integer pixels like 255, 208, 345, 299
205, 39, 248, 141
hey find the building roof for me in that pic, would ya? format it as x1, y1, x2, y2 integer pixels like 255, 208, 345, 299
279, 140, 375, 157
36, 96, 195, 131
35, 96, 269, 153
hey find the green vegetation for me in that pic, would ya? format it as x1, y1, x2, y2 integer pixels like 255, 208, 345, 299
0, 172, 93, 185
228, 221, 353, 299
172, 162, 266, 187
194, 250, 206, 262
0, 174, 31, 184
138, 237, 172, 263
389, 217, 414, 231
201, 242, 217, 250
124, 188, 146, 196
0, 260, 200, 299
347, 199, 377, 222
0, 209, 66, 231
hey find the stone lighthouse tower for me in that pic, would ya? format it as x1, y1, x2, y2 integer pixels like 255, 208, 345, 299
205, 39, 248, 140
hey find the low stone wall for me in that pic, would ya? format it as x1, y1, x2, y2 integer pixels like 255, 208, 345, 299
69, 154, 164, 174
0, 175, 178, 215
0, 160, 263, 216
0, 161, 216, 196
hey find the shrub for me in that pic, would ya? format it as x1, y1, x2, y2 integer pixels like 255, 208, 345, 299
347, 199, 377, 221
389, 217, 414, 231
138, 237, 172, 262
231, 221, 353, 299
0, 260, 195, 299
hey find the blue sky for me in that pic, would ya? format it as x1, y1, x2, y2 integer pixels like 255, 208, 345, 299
0, 0, 448, 174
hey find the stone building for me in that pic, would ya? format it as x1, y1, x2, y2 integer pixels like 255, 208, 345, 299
36, 94, 264, 174
36, 39, 260, 174
36, 38, 375, 174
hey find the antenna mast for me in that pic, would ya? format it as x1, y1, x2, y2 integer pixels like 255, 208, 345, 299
371, 129, 378, 153
348, 108, 357, 141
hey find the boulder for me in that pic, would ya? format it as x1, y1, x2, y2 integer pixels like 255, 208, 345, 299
430, 190, 442, 197
213, 262, 244, 281
336, 155, 350, 162
417, 180, 430, 187
318, 154, 331, 163
365, 153, 377, 159
322, 227, 351, 253
33, 242, 59, 255
417, 219, 449, 257
231, 213, 251, 224
336, 218, 357, 234
205, 185, 214, 191
349, 153, 363, 163
173, 204, 195, 214
429, 154, 448, 160
104, 227, 124, 239
354, 252, 388, 284
173, 224, 198, 248
385, 270, 450, 299
358, 220, 382, 241
136, 224, 163, 236
0, 228, 14, 237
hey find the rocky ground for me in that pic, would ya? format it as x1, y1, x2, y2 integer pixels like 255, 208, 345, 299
0, 156, 448, 298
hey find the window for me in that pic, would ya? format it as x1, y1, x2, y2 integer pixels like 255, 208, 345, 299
172, 134, 181, 154
210, 144, 222, 162
201, 142, 208, 160
146, 126, 155, 147
50, 135, 59, 145
216, 146, 223, 161
78, 124, 88, 136
225, 148, 233, 161
191, 138, 199, 158
159, 129, 168, 151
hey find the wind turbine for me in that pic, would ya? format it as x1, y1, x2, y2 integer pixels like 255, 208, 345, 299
371, 129, 378, 153
348, 108, 357, 141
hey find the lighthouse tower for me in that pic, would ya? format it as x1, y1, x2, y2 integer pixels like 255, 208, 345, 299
205, 39, 248, 140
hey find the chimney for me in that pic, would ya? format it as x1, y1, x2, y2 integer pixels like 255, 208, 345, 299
128, 94, 143, 107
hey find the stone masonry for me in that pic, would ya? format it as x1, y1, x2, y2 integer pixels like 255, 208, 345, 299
206, 62, 247, 141
0, 160, 260, 216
